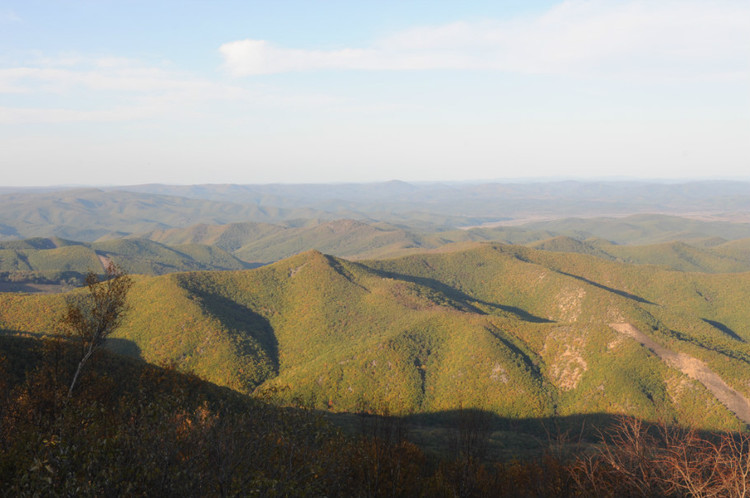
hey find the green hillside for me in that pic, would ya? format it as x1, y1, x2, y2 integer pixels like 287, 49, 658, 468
142, 221, 284, 250
0, 237, 249, 290
131, 214, 750, 270
93, 238, 248, 274
714, 237, 750, 260
528, 236, 614, 259
3, 243, 750, 433
140, 219, 426, 263
526, 236, 750, 273
518, 214, 750, 245
5, 332, 696, 497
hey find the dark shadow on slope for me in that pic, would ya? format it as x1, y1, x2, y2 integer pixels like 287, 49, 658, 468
491, 303, 553, 323
324, 254, 369, 292
659, 326, 750, 365
0, 329, 48, 340
0, 333, 249, 409
3, 332, 741, 468
702, 318, 746, 343
0, 332, 144, 384
486, 328, 543, 379
241, 262, 267, 269
1, 328, 143, 360
105, 337, 144, 359
401, 410, 617, 440
187, 288, 279, 375
367, 267, 553, 323
555, 270, 655, 304
326, 408, 733, 463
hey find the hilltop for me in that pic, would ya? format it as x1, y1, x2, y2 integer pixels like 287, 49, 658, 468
3, 242, 750, 434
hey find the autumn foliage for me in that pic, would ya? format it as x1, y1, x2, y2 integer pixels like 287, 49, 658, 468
2, 333, 750, 497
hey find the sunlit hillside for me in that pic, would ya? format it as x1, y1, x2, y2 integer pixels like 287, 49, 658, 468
3, 242, 750, 434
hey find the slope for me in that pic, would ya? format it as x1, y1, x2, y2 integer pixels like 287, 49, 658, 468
0, 236, 249, 291
527, 237, 750, 273
3, 243, 750, 432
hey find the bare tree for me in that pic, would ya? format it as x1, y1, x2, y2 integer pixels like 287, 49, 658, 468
61, 262, 133, 397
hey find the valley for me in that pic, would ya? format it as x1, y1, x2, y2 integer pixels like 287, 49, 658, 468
4, 239, 750, 433
3, 181, 750, 495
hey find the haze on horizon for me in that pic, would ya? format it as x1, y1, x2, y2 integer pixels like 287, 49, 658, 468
1, 0, 748, 187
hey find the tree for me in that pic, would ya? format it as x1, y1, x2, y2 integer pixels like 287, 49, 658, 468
60, 262, 133, 397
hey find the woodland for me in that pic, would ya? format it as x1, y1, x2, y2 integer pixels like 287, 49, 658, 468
2, 180, 750, 496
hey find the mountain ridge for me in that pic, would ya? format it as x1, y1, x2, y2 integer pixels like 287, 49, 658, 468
3, 242, 749, 432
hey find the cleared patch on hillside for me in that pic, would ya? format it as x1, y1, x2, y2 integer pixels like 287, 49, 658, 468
610, 323, 750, 425
542, 327, 588, 391
555, 286, 586, 322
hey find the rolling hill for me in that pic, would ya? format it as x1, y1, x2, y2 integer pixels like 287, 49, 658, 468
528, 236, 750, 273
142, 219, 426, 264
0, 188, 335, 241
4, 181, 750, 243
3, 242, 750, 433
0, 237, 249, 291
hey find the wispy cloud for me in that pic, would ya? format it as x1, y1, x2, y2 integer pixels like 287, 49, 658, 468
220, 1, 750, 79
0, 56, 341, 124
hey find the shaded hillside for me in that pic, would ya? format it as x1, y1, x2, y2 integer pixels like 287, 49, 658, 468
0, 335, 343, 496
3, 244, 750, 432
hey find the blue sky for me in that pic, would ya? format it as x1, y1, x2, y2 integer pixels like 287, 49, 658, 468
1, 0, 748, 186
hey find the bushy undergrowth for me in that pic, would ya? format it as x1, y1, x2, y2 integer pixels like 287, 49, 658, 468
4, 335, 750, 497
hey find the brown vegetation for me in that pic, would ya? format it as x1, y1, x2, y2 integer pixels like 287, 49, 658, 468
4, 333, 750, 496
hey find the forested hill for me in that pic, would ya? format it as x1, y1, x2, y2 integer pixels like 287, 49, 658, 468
3, 221, 750, 293
0, 236, 249, 291
3, 242, 750, 433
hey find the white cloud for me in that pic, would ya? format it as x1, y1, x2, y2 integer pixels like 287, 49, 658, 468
0, 55, 342, 124
220, 0, 750, 79
218, 39, 470, 75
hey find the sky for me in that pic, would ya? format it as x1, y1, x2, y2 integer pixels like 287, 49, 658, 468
1, 0, 748, 186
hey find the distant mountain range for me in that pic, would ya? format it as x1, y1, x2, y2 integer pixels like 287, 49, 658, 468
2, 181, 749, 242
